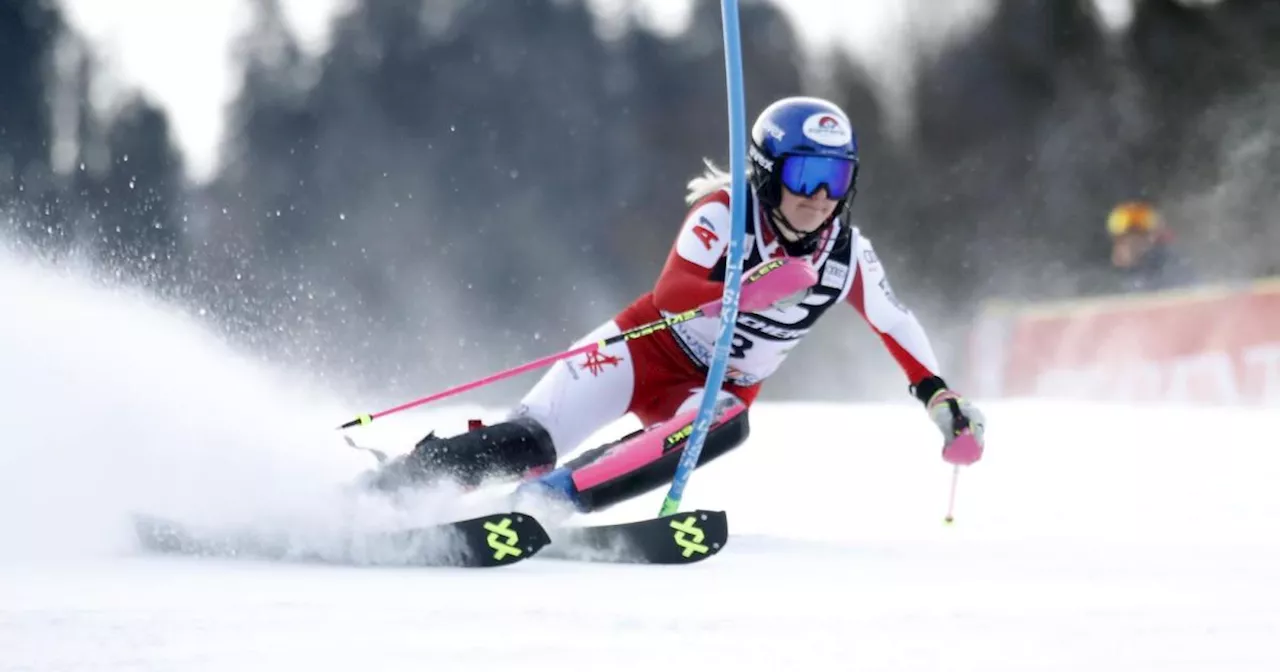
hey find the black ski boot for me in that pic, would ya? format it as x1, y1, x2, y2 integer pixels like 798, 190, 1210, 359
364, 416, 557, 492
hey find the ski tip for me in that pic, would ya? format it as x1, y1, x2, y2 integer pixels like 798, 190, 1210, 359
546, 508, 730, 565
666, 509, 728, 563
442, 511, 551, 568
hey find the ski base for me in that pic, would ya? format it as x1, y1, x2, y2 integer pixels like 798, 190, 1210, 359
133, 511, 549, 568
544, 509, 728, 564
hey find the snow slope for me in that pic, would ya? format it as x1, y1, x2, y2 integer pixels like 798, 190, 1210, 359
2, 249, 1278, 671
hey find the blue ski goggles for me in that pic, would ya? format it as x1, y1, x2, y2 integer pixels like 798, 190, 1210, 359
779, 155, 857, 200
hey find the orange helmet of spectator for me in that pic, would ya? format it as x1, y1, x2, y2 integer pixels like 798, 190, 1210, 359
1106, 201, 1162, 238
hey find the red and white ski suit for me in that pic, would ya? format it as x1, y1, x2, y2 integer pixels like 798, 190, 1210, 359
515, 187, 945, 457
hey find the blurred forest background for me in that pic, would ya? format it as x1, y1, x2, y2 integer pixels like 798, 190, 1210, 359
2, 0, 1278, 403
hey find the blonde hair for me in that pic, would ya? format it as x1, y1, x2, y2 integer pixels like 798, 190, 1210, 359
684, 158, 741, 205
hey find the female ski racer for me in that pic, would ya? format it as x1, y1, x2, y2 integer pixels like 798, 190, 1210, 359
366, 96, 987, 514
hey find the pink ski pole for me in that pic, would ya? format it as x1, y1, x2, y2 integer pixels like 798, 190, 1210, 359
336, 305, 706, 429
944, 465, 960, 524
940, 399, 983, 524
335, 257, 813, 430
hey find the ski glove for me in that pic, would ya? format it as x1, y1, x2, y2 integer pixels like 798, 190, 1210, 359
912, 376, 986, 465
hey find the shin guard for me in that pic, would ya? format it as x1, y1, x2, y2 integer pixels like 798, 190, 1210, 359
565, 402, 749, 512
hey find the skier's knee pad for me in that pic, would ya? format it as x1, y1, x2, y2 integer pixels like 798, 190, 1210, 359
573, 407, 750, 513
409, 416, 557, 487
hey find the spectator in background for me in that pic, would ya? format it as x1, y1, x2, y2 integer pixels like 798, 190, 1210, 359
1100, 200, 1197, 294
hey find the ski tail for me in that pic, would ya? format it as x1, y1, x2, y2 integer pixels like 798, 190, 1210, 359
133, 511, 549, 568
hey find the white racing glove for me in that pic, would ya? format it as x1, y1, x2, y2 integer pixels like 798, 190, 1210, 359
911, 376, 987, 465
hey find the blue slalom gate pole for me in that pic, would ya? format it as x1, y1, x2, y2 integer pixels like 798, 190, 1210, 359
660, 0, 748, 517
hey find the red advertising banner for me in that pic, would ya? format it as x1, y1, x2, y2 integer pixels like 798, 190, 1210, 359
970, 280, 1280, 405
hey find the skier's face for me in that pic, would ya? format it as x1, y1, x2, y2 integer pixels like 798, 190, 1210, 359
778, 186, 839, 238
